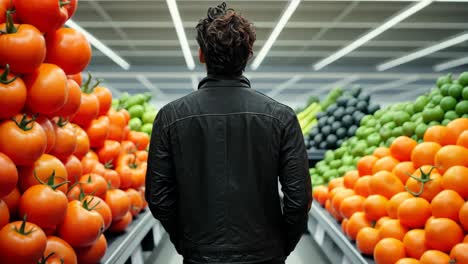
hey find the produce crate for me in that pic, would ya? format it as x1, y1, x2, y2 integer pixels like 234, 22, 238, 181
308, 149, 326, 168
101, 210, 164, 264
308, 202, 374, 264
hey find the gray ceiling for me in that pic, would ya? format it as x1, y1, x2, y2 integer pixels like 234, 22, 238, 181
75, 0, 468, 109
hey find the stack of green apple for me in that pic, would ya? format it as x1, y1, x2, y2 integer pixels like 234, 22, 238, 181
113, 92, 158, 135
310, 71, 468, 187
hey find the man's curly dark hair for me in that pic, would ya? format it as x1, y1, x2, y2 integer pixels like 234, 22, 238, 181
196, 2, 256, 76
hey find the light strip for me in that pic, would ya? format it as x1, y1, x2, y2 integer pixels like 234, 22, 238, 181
251, 0, 302, 70
268, 75, 303, 98
434, 56, 468, 71
65, 19, 130, 70
191, 74, 199, 91
369, 75, 420, 91
378, 32, 468, 71
166, 0, 195, 70
313, 0, 433, 71
136, 75, 167, 99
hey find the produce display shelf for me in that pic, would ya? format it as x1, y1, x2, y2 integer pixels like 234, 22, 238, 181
308, 149, 326, 167
101, 209, 165, 264
308, 202, 374, 264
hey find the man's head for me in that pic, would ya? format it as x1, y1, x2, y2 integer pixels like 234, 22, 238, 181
196, 2, 256, 77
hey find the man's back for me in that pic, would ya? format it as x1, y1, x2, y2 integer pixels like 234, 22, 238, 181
146, 75, 312, 263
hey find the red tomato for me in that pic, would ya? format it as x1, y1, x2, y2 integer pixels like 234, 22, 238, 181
85, 116, 110, 149
139, 186, 148, 209
83, 196, 112, 231
0, 65, 27, 119
79, 174, 108, 199
53, 79, 82, 118
109, 211, 132, 233
24, 63, 68, 115
14, 0, 77, 33
19, 173, 68, 230
50, 120, 77, 161
72, 92, 99, 127
75, 234, 107, 264
45, 28, 92, 75
105, 189, 131, 222
71, 73, 101, 127
0, 114, 47, 165
18, 154, 68, 194
37, 116, 56, 154
1, 187, 20, 218
135, 150, 148, 162
73, 125, 90, 160
57, 200, 104, 247
81, 157, 100, 175
93, 86, 112, 116
120, 141, 138, 155
97, 140, 121, 164
126, 188, 144, 216
108, 108, 127, 128
0, 200, 9, 230
64, 155, 82, 186
0, 13, 46, 73
0, 153, 18, 198
68, 73, 82, 86
103, 168, 121, 189
128, 131, 150, 150
41, 236, 77, 264
0, 218, 47, 263
116, 154, 146, 189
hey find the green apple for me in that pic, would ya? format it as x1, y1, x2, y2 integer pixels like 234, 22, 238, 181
141, 123, 153, 135
129, 105, 145, 119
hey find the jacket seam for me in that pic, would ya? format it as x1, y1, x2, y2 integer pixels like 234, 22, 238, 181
163, 112, 285, 129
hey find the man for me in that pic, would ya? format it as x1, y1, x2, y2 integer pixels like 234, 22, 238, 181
146, 2, 312, 263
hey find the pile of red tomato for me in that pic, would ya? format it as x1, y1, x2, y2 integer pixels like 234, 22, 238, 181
0, 1, 151, 263
313, 118, 468, 264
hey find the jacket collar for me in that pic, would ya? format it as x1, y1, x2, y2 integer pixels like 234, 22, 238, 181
198, 74, 251, 90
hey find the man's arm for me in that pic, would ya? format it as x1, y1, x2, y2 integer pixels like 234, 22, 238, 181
278, 109, 313, 257
145, 109, 180, 253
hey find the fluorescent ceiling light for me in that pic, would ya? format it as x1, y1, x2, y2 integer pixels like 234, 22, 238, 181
434, 56, 468, 71
268, 75, 303, 97
377, 32, 468, 71
166, 0, 195, 70
65, 19, 130, 70
313, 0, 433, 71
251, 0, 302, 70
191, 74, 199, 90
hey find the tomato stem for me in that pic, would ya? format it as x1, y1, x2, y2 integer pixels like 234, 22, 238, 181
12, 113, 37, 131
60, 1, 71, 7
5, 9, 17, 34
82, 196, 101, 211
0, 64, 18, 84
405, 166, 435, 197
56, 117, 69, 127
104, 161, 114, 169
15, 215, 35, 235
38, 252, 55, 264
34, 170, 69, 191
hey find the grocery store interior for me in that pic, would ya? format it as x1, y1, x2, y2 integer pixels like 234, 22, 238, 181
0, 0, 467, 264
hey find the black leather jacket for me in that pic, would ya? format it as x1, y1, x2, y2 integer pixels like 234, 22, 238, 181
146, 75, 312, 264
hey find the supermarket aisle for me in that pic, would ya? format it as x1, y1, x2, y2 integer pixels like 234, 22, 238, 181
149, 234, 330, 264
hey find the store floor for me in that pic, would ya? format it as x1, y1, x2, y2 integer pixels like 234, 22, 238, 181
150, 234, 330, 264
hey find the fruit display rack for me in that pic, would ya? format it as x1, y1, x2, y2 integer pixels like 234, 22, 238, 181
101, 210, 164, 264
308, 202, 374, 264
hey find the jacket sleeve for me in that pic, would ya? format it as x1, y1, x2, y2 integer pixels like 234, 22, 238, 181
145, 108, 181, 254
278, 109, 313, 256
